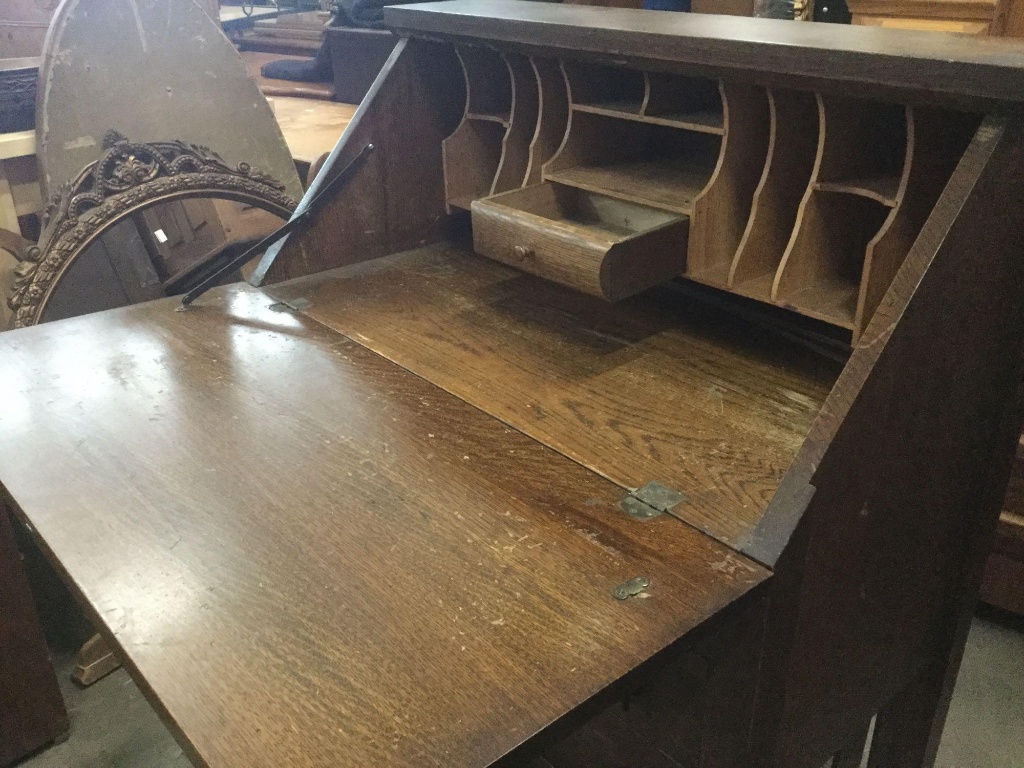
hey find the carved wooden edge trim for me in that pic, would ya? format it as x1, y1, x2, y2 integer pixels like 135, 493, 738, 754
7, 133, 297, 328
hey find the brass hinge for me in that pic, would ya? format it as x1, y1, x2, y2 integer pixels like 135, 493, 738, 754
620, 481, 686, 520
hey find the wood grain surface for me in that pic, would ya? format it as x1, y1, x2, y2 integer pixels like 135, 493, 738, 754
0, 284, 768, 768
385, 0, 1024, 109
269, 246, 841, 547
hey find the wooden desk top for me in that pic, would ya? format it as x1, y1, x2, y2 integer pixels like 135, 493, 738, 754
0, 284, 768, 767
270, 246, 841, 549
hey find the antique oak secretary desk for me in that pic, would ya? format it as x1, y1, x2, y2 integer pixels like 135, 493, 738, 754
3, 3, 1024, 767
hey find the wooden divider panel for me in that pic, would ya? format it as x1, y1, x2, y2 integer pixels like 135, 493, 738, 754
854, 107, 981, 337
773, 95, 910, 329
492, 52, 539, 193
444, 44, 516, 211
444, 117, 508, 211
687, 82, 770, 287
460, 44, 513, 121
525, 58, 570, 185
730, 90, 819, 300
644, 72, 725, 133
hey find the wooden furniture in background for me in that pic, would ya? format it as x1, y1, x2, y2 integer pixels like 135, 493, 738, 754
241, 50, 337, 100
327, 26, 399, 103
268, 95, 356, 181
237, 12, 397, 105
982, 445, 1024, 615
847, 0, 1024, 36
691, 0, 757, 14
6, 3, 1024, 767
0, 0, 58, 59
237, 10, 328, 55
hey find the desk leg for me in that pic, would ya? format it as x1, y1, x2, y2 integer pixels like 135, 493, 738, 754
0, 503, 68, 766
866, 657, 958, 768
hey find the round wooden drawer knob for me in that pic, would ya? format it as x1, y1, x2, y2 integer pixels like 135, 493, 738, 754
513, 245, 534, 261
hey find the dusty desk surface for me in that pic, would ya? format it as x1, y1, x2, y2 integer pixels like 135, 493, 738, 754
0, 284, 768, 768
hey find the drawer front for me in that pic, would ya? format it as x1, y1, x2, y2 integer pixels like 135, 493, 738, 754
472, 184, 689, 301
473, 199, 613, 298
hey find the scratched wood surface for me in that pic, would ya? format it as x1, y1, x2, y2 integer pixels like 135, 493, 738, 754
269, 246, 842, 548
0, 284, 768, 768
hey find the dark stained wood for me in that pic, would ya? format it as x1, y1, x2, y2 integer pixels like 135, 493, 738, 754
853, 107, 981, 338
385, 0, 1024, 109
261, 38, 464, 283
513, 589, 768, 768
0, 284, 769, 768
0, 500, 67, 766
269, 246, 841, 548
831, 723, 870, 768
8, 9, 1024, 768
747, 116, 1024, 766
326, 26, 398, 104
525, 58, 569, 185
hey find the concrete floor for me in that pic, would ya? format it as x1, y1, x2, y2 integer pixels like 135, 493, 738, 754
15, 608, 1024, 768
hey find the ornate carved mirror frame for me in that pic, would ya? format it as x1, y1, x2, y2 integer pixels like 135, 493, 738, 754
7, 132, 298, 328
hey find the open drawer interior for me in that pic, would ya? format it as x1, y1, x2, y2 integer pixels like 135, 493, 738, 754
472, 182, 688, 301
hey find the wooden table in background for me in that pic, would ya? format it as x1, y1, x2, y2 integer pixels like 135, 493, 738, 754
269, 96, 356, 181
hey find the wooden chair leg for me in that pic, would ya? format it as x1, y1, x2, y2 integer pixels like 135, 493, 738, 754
72, 632, 121, 687
832, 722, 870, 768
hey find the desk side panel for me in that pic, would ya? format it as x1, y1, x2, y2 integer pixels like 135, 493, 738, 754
264, 38, 464, 283
749, 116, 1024, 766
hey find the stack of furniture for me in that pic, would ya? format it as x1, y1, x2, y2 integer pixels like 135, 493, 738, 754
238, 9, 328, 55
3, 3, 1024, 767
846, 0, 1024, 35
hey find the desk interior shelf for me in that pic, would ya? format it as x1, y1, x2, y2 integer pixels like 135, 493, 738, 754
441, 47, 982, 342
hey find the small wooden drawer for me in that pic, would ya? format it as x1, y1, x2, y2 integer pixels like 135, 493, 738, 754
471, 183, 688, 301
